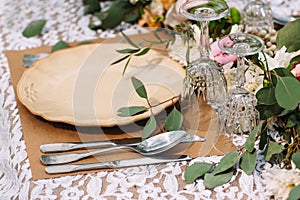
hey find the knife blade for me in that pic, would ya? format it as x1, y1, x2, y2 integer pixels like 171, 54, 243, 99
40, 133, 205, 153
45, 155, 193, 174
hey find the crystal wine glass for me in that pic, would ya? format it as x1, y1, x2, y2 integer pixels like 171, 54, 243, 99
179, 0, 229, 109
243, 0, 273, 33
218, 33, 264, 143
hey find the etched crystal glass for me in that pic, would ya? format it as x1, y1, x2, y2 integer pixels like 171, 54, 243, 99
218, 33, 264, 140
179, 0, 229, 109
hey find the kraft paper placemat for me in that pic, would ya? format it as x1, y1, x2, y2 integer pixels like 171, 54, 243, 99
6, 34, 236, 180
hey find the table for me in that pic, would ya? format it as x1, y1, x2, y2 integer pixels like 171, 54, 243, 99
0, 1, 266, 199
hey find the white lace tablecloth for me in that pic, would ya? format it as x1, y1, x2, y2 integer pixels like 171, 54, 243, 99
0, 1, 267, 199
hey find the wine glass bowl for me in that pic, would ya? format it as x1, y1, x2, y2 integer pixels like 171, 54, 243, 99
218, 33, 264, 141
179, 0, 229, 109
179, 0, 229, 22
218, 33, 264, 57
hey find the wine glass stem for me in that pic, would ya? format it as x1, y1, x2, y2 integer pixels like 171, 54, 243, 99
198, 21, 211, 59
234, 56, 246, 89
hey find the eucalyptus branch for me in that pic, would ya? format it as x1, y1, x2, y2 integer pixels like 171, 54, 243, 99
110, 30, 172, 75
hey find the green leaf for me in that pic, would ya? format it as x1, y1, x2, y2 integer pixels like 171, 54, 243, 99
243, 124, 261, 152
22, 19, 47, 38
288, 55, 300, 70
164, 107, 183, 131
265, 140, 284, 161
142, 115, 157, 139
116, 48, 140, 54
122, 56, 132, 75
256, 87, 276, 105
83, 0, 101, 14
275, 76, 300, 110
258, 122, 268, 150
110, 55, 130, 66
131, 77, 148, 99
277, 19, 300, 52
77, 41, 94, 45
291, 152, 300, 169
96, 0, 135, 29
240, 150, 257, 175
213, 151, 238, 175
117, 106, 148, 117
255, 103, 284, 120
230, 7, 241, 24
204, 171, 233, 189
289, 184, 300, 200
287, 114, 298, 128
184, 162, 212, 184
271, 68, 294, 85
120, 31, 139, 49
134, 48, 151, 56
51, 40, 68, 52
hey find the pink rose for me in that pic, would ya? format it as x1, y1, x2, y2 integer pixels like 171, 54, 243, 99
291, 62, 300, 81
209, 40, 237, 65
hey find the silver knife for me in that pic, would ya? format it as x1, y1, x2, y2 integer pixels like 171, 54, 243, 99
40, 134, 205, 153
45, 155, 193, 174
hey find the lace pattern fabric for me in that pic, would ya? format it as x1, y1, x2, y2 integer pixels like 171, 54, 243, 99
0, 0, 266, 199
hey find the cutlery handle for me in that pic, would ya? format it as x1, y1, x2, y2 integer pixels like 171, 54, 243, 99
45, 161, 116, 174
40, 141, 117, 153
40, 145, 132, 165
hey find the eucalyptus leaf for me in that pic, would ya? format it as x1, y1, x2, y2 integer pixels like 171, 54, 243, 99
230, 7, 241, 24
204, 171, 233, 189
277, 19, 300, 52
122, 56, 132, 75
259, 124, 268, 150
164, 107, 183, 131
51, 40, 68, 52
142, 115, 157, 139
116, 48, 140, 54
117, 106, 148, 117
275, 76, 300, 110
131, 77, 148, 99
83, 0, 101, 14
134, 48, 151, 56
287, 114, 298, 128
288, 55, 300, 70
22, 19, 47, 38
120, 31, 139, 49
243, 124, 261, 152
265, 140, 284, 161
110, 55, 130, 66
97, 0, 134, 29
213, 151, 238, 175
77, 41, 94, 45
255, 104, 284, 120
184, 162, 212, 184
256, 87, 276, 105
240, 150, 257, 175
271, 68, 294, 85
289, 184, 300, 200
291, 152, 300, 169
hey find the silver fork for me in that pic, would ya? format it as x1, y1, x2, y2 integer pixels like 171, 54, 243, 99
23, 53, 50, 67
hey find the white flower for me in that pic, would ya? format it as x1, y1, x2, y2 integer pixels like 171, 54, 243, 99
259, 46, 295, 70
262, 168, 300, 200
244, 63, 264, 93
